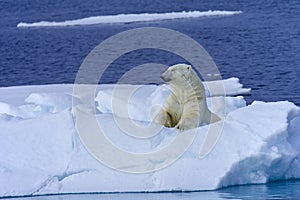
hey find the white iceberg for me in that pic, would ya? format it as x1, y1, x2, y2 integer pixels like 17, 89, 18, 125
17, 10, 242, 27
0, 77, 299, 198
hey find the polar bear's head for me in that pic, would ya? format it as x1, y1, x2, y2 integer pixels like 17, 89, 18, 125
160, 64, 193, 84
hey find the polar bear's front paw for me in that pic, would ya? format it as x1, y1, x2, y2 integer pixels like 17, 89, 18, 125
176, 118, 199, 132
176, 121, 190, 132
176, 125, 185, 132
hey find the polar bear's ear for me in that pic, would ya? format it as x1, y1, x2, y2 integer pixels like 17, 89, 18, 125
186, 65, 191, 70
183, 65, 192, 80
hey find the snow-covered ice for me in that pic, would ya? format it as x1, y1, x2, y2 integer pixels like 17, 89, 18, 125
0, 77, 299, 198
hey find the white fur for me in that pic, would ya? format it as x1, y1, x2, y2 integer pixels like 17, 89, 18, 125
154, 64, 220, 132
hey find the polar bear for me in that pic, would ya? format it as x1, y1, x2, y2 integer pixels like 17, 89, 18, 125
154, 64, 220, 132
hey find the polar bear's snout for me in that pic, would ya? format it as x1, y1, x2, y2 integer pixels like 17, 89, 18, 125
160, 71, 172, 82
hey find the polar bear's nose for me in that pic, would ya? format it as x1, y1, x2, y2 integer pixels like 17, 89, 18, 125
160, 71, 171, 82
160, 74, 168, 82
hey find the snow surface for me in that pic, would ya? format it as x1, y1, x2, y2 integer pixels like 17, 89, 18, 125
0, 78, 299, 198
17, 10, 242, 27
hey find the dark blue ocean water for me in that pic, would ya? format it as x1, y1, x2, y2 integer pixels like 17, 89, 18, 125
0, 1, 300, 199
0, 0, 299, 105
5, 180, 300, 200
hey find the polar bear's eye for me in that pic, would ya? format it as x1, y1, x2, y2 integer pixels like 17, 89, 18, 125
187, 66, 190, 70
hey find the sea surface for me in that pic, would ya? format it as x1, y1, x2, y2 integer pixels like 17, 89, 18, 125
0, 0, 300, 199
0, 0, 299, 105
4, 180, 300, 200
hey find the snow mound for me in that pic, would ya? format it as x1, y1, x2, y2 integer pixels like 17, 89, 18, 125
17, 10, 242, 27
0, 78, 299, 198
205, 77, 251, 96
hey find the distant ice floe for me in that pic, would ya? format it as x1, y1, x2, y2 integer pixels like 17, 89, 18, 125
17, 10, 242, 27
1, 77, 300, 198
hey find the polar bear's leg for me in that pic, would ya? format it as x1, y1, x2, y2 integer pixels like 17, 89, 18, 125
176, 117, 200, 132
202, 109, 221, 124
210, 112, 221, 123
154, 93, 181, 128
176, 110, 200, 132
154, 108, 174, 128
